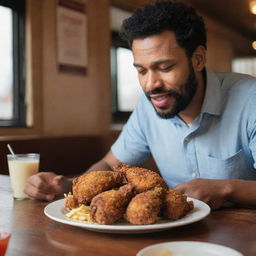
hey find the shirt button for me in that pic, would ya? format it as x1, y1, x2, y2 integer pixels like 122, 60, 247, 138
191, 172, 197, 178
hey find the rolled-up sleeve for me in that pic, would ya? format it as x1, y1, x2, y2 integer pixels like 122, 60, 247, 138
111, 96, 151, 165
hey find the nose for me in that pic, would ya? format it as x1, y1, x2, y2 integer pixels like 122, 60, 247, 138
144, 70, 163, 92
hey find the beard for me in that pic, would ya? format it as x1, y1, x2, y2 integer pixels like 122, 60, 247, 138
145, 64, 197, 119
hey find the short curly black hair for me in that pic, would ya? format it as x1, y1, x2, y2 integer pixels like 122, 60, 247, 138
120, 0, 207, 58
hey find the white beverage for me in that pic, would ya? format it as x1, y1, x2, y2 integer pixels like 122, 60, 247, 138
7, 154, 40, 200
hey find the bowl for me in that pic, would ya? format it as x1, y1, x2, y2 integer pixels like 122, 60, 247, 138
136, 241, 243, 256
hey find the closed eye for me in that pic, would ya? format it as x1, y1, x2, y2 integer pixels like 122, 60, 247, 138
158, 65, 174, 72
136, 68, 147, 75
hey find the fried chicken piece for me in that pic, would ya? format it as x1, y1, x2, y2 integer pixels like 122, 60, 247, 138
72, 170, 124, 205
125, 187, 166, 225
65, 194, 79, 209
113, 163, 168, 193
90, 183, 135, 224
162, 189, 194, 220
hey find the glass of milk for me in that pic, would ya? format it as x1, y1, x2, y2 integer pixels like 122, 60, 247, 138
7, 153, 40, 200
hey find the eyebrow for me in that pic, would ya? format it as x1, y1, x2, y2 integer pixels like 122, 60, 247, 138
133, 59, 175, 68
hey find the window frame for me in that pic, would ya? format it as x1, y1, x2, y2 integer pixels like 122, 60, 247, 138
0, 0, 26, 127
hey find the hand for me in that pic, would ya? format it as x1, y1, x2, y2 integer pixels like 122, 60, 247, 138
24, 172, 72, 201
174, 178, 231, 209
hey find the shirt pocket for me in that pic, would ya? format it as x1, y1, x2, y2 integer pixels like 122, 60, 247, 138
197, 149, 252, 179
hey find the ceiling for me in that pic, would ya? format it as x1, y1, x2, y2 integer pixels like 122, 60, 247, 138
188, 0, 256, 56
189, 0, 255, 41
112, 0, 256, 56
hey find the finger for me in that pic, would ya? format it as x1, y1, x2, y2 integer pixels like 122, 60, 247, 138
26, 175, 53, 194
51, 175, 65, 185
25, 173, 58, 201
51, 175, 72, 194
24, 184, 55, 201
174, 184, 187, 194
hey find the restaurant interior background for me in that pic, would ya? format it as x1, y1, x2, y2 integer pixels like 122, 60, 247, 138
0, 0, 256, 176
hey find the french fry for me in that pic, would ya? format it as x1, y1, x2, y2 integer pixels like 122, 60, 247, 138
65, 204, 92, 222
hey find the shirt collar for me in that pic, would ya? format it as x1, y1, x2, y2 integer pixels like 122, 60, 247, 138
200, 69, 222, 116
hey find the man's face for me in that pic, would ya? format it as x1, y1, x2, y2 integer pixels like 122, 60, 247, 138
132, 30, 197, 119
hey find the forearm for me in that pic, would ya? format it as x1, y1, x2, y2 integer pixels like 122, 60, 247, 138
87, 159, 113, 172
87, 151, 121, 172
226, 179, 256, 208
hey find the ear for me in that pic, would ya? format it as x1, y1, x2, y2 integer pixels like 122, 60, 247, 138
191, 45, 206, 71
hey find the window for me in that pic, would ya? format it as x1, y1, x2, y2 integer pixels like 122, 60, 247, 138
111, 31, 142, 122
232, 57, 256, 77
0, 0, 26, 126
110, 7, 142, 122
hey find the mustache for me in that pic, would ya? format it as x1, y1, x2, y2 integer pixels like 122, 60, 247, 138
145, 89, 180, 97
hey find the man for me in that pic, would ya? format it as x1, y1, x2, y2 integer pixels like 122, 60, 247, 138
25, 1, 256, 209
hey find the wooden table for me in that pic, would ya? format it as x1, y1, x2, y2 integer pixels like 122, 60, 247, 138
1, 174, 256, 256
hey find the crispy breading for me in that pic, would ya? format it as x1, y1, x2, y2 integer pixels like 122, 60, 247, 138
65, 166, 193, 225
72, 170, 124, 205
113, 163, 168, 193
162, 189, 194, 220
125, 187, 166, 225
90, 183, 135, 224
65, 194, 79, 209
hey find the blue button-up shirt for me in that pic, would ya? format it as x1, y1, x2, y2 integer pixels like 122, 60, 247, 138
111, 69, 256, 187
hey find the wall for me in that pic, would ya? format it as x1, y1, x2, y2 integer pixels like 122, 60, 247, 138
0, 0, 112, 138
206, 32, 233, 72
0, 136, 105, 175
42, 0, 111, 137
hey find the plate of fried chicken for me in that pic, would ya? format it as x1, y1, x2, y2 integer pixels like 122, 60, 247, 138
44, 164, 210, 234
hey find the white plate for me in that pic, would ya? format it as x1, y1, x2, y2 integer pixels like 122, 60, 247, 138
136, 241, 243, 256
44, 198, 210, 234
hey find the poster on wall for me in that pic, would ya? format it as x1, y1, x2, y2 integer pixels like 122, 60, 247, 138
57, 0, 87, 75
